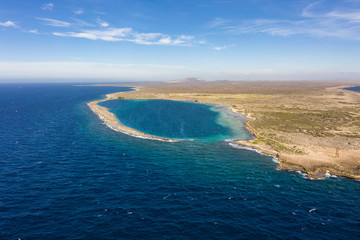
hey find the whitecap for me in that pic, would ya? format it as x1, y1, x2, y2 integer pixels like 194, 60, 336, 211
325, 170, 338, 178
163, 193, 176, 200
307, 170, 338, 180
228, 142, 279, 163
272, 157, 280, 164
296, 171, 308, 179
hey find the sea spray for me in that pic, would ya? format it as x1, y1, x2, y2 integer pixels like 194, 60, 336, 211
228, 141, 279, 163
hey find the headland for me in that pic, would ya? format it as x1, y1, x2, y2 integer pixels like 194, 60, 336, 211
92, 80, 360, 180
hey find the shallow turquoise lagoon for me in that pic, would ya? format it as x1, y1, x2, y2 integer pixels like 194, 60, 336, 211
99, 99, 251, 141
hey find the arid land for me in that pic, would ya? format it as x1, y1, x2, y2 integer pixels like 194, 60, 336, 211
92, 80, 360, 180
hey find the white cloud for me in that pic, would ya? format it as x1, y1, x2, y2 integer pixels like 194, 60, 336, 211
37, 17, 70, 27
42, 2, 54, 11
96, 17, 109, 27
214, 45, 227, 51
135, 32, 163, 40
301, 2, 322, 17
215, 3, 360, 41
0, 21, 17, 27
158, 37, 172, 45
179, 35, 193, 40
70, 18, 94, 27
74, 8, 83, 15
326, 10, 360, 22
24, 29, 39, 34
213, 44, 234, 51
54, 28, 132, 41
208, 17, 228, 28
196, 40, 207, 44
32, 16, 194, 46
132, 32, 163, 44
53, 27, 194, 46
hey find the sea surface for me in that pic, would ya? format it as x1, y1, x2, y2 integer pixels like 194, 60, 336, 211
1, 83, 360, 240
345, 86, 360, 93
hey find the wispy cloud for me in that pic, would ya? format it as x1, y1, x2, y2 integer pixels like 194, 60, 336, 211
301, 1, 322, 17
225, 19, 302, 37
96, 17, 109, 27
31, 15, 195, 46
70, 18, 94, 27
74, 8, 83, 15
24, 29, 39, 34
213, 44, 233, 51
54, 28, 132, 41
53, 28, 194, 46
42, 2, 54, 11
37, 17, 70, 27
0, 21, 17, 27
214, 46, 226, 51
326, 10, 360, 22
94, 11, 107, 15
208, 17, 228, 28
215, 2, 360, 41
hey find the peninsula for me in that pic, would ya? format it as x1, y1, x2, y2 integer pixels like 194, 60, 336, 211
91, 80, 360, 180
88, 93, 181, 142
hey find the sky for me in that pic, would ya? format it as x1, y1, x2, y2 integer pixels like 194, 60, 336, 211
1, 0, 360, 82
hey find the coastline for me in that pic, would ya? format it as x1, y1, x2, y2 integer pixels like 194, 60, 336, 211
87, 93, 181, 142
236, 113, 360, 180
89, 81, 360, 180
235, 85, 360, 180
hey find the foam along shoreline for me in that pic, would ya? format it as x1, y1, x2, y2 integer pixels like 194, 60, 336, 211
228, 141, 279, 163
234, 115, 360, 180
88, 94, 182, 142
233, 87, 360, 180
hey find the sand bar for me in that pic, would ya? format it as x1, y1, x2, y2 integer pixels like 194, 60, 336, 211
88, 93, 181, 142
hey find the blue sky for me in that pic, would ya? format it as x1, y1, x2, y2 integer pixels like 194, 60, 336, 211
1, 0, 360, 81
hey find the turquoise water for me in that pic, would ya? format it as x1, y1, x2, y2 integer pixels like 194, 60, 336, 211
99, 99, 251, 141
1, 83, 359, 239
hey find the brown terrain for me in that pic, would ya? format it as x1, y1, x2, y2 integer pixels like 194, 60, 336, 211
92, 80, 360, 180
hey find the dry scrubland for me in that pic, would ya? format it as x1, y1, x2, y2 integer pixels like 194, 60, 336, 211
97, 80, 360, 179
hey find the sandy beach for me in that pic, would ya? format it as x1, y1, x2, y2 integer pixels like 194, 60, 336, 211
87, 94, 181, 142
93, 80, 360, 180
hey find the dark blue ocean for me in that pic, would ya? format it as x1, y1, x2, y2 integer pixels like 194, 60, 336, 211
345, 86, 360, 93
1, 83, 359, 240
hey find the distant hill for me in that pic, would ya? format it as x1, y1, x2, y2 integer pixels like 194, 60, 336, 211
167, 77, 205, 84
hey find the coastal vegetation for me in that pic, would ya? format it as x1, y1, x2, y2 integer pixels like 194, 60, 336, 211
97, 80, 360, 179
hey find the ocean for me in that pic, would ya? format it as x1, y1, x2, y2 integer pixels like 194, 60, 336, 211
1, 83, 359, 239
345, 86, 360, 92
